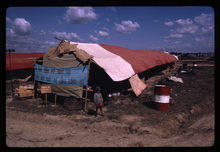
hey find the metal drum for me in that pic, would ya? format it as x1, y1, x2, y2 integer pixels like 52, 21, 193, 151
154, 85, 170, 111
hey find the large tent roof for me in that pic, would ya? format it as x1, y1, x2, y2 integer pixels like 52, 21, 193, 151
6, 42, 178, 82
70, 41, 178, 81
99, 44, 177, 74
6, 53, 45, 70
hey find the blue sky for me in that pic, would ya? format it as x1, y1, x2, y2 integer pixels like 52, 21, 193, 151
6, 6, 214, 53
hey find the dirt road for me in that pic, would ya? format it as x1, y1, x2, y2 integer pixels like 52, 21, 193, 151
6, 107, 214, 147
5, 65, 215, 147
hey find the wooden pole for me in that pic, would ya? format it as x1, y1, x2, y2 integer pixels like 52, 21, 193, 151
45, 93, 47, 107
33, 80, 35, 99
55, 93, 57, 106
84, 58, 91, 112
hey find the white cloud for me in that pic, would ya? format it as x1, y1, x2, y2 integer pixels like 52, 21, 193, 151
164, 21, 174, 26
165, 19, 196, 35
57, 18, 62, 24
6, 28, 16, 38
110, 7, 117, 12
175, 19, 193, 26
114, 20, 140, 34
194, 13, 214, 26
194, 37, 205, 42
40, 41, 58, 49
6, 28, 58, 53
106, 18, 110, 22
174, 24, 199, 34
149, 46, 166, 51
6, 17, 13, 24
103, 27, 109, 32
154, 20, 160, 23
49, 31, 84, 41
94, 30, 109, 37
200, 26, 214, 35
164, 34, 184, 39
39, 30, 46, 36
88, 35, 98, 42
173, 41, 182, 44
64, 7, 98, 24
97, 22, 100, 25
164, 39, 170, 42
6, 17, 32, 36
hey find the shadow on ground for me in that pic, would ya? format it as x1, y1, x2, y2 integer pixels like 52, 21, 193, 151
87, 110, 96, 116
142, 101, 155, 109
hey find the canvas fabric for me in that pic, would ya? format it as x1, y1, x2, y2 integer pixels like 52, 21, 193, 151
47, 41, 78, 59
69, 41, 135, 81
129, 74, 147, 96
73, 48, 93, 63
43, 53, 84, 98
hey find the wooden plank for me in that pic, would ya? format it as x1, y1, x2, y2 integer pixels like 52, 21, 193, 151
18, 90, 33, 97
83, 89, 94, 91
82, 97, 90, 101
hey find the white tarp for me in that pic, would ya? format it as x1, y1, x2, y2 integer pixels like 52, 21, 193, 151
168, 76, 184, 83
69, 41, 135, 81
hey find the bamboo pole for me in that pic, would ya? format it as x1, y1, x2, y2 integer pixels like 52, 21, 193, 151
33, 80, 35, 99
45, 93, 47, 107
55, 93, 57, 106
84, 58, 91, 112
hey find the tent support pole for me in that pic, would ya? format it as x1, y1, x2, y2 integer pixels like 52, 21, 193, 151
45, 93, 47, 107
33, 80, 35, 99
84, 58, 91, 112
55, 93, 57, 106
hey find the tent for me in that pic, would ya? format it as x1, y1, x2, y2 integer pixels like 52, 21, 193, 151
6, 53, 44, 80
6, 40, 178, 98
6, 53, 45, 70
69, 41, 178, 81
40, 40, 177, 98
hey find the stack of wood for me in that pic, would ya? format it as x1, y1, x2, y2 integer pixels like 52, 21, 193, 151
15, 85, 34, 98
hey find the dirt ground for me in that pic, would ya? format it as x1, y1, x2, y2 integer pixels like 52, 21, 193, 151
5, 59, 215, 147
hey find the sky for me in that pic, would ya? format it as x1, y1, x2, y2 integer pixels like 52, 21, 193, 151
6, 6, 214, 53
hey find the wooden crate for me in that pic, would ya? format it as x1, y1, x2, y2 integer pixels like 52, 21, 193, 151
15, 85, 34, 98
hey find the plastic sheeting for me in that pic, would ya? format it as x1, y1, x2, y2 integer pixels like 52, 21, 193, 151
33, 63, 89, 86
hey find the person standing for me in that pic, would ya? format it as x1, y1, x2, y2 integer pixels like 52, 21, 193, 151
94, 86, 104, 117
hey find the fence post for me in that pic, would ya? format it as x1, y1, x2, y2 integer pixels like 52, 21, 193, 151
84, 58, 91, 112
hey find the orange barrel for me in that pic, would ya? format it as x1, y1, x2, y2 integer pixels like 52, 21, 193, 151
154, 85, 170, 111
